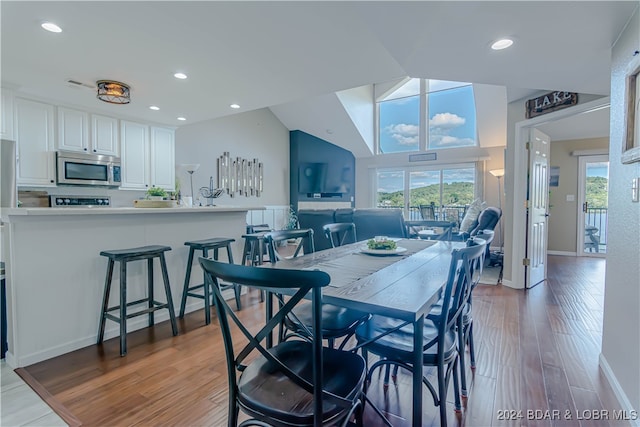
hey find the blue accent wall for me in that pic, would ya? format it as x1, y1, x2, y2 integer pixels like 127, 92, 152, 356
289, 130, 355, 209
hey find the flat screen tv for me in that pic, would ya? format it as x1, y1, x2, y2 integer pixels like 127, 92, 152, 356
298, 162, 328, 194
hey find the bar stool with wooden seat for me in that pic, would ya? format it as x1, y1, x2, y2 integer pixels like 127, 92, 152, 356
241, 226, 271, 267
97, 245, 179, 356
179, 237, 240, 324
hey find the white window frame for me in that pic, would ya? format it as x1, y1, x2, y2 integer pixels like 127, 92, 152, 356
374, 162, 479, 218
375, 79, 476, 154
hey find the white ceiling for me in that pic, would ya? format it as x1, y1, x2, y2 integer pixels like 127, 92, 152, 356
536, 105, 611, 142
1, 1, 633, 144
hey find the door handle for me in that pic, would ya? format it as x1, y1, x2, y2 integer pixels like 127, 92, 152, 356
583, 202, 588, 213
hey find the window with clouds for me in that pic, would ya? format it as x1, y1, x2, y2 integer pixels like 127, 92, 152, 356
377, 79, 477, 153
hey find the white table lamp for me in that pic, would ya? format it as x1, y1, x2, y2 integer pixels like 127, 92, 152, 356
181, 164, 200, 199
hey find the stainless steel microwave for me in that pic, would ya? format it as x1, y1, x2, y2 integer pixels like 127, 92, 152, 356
56, 151, 121, 187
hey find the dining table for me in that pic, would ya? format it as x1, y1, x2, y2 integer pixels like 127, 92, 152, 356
265, 237, 465, 427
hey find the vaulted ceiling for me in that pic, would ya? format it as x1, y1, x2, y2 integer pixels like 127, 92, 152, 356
1, 1, 632, 153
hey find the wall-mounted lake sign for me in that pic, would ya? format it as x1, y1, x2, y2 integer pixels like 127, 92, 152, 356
526, 91, 578, 119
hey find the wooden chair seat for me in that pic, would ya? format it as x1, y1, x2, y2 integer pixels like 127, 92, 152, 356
198, 258, 366, 426
237, 340, 365, 425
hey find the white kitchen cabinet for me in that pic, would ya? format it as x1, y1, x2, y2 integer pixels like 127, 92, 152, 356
120, 120, 150, 190
57, 107, 89, 152
57, 108, 118, 156
91, 114, 119, 155
1, 88, 14, 140
150, 126, 175, 191
120, 122, 174, 191
14, 97, 56, 186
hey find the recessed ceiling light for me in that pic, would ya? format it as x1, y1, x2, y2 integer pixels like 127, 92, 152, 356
177, 117, 186, 121
41, 22, 62, 33
149, 106, 160, 111
491, 38, 514, 50
174, 72, 187, 80
230, 104, 240, 109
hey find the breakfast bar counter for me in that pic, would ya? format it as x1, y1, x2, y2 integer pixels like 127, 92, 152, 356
1, 206, 261, 367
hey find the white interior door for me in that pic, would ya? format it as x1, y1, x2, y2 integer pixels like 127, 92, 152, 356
526, 128, 550, 288
577, 155, 609, 257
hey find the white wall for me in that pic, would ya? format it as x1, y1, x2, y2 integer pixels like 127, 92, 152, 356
175, 108, 290, 207
601, 5, 640, 414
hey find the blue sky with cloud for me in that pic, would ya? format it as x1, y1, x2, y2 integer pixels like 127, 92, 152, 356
379, 85, 477, 152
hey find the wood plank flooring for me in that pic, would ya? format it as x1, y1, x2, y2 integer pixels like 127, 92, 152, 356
16, 255, 627, 426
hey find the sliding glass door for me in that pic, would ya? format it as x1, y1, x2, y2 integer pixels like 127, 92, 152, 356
376, 164, 476, 221
578, 155, 609, 256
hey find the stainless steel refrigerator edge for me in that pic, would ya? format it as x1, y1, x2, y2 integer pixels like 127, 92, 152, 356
1, 139, 18, 209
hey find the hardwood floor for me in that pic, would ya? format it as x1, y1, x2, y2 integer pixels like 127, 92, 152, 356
17, 255, 626, 426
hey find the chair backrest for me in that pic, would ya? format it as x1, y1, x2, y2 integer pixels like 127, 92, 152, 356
198, 258, 332, 425
246, 223, 272, 234
404, 220, 456, 240
297, 209, 338, 251
323, 222, 357, 248
263, 228, 315, 263
419, 204, 437, 220
431, 239, 486, 343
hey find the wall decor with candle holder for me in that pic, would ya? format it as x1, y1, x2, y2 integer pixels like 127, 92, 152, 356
217, 151, 263, 197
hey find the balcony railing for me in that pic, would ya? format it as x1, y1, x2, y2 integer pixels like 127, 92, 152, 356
585, 207, 607, 248
377, 204, 468, 224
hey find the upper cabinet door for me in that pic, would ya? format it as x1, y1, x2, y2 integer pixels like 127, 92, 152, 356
1, 88, 14, 140
57, 107, 89, 152
91, 114, 119, 156
120, 120, 149, 190
150, 127, 175, 191
14, 98, 56, 186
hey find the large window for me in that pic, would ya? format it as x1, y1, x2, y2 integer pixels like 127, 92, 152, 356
377, 79, 477, 153
379, 78, 420, 153
376, 170, 405, 209
376, 164, 476, 222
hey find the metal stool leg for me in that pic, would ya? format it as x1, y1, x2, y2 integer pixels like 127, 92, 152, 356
179, 248, 195, 318
202, 248, 211, 325
148, 257, 154, 326
97, 259, 115, 344
159, 253, 178, 336
226, 244, 241, 310
119, 260, 127, 356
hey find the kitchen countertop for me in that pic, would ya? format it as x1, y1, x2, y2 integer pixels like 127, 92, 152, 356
1, 205, 264, 219
2, 203, 255, 367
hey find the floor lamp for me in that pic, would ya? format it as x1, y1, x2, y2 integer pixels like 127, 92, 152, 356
489, 168, 505, 253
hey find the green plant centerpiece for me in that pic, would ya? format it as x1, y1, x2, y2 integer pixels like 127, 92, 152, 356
367, 237, 397, 250
146, 187, 168, 199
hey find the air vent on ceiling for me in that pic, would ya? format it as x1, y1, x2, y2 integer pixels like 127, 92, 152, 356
409, 153, 437, 162
66, 79, 95, 89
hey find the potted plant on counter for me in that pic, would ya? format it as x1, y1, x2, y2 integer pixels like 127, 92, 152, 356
146, 187, 168, 201
283, 206, 298, 230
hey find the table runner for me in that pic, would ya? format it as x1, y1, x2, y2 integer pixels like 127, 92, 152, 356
310, 239, 436, 288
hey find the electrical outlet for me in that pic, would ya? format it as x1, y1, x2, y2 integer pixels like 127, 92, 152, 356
632, 178, 640, 202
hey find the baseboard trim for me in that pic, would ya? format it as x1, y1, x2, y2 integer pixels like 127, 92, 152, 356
547, 250, 577, 256
501, 279, 518, 289
599, 353, 640, 426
